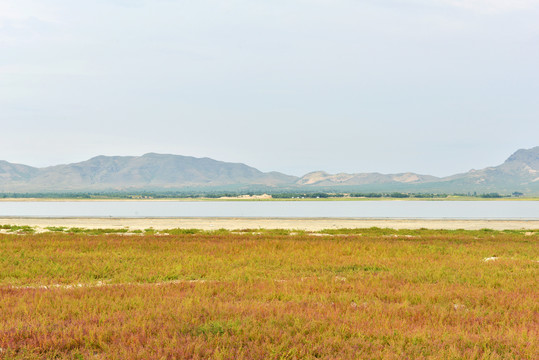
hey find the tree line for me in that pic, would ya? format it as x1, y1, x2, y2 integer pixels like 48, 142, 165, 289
0, 191, 518, 199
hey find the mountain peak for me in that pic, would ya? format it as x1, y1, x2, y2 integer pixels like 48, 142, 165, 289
505, 146, 539, 169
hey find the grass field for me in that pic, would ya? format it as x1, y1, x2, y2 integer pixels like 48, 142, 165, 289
0, 228, 537, 359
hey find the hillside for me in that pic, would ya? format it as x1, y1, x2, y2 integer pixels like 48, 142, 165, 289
0, 147, 537, 194
0, 153, 298, 192
293, 147, 539, 194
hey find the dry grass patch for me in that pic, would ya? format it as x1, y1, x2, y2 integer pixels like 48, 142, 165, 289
0, 230, 537, 359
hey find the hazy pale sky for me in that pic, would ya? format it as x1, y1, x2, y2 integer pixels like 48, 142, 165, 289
1, 0, 538, 176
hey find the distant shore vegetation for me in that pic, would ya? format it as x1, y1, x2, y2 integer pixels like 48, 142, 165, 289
0, 191, 532, 200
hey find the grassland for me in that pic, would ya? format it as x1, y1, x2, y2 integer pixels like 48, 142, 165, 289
0, 228, 537, 359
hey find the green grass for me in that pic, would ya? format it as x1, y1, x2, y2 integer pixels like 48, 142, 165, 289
0, 224, 35, 233
44, 226, 67, 232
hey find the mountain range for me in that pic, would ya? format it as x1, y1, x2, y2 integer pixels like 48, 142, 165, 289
1, 147, 538, 194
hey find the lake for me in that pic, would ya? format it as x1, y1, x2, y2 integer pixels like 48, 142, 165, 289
0, 200, 538, 219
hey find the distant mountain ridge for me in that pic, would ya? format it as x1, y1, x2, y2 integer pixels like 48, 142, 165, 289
297, 171, 439, 186
1, 147, 538, 194
0, 153, 297, 192
434, 146, 539, 193
295, 146, 539, 193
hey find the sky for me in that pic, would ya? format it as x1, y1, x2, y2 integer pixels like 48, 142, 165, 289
1, 0, 538, 177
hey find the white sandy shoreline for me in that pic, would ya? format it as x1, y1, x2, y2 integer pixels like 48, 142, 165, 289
1, 217, 539, 231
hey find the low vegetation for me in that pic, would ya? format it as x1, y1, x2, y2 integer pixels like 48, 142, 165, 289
0, 224, 35, 233
0, 190, 534, 200
0, 229, 537, 359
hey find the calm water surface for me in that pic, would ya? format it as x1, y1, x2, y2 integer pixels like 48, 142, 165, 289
0, 201, 538, 219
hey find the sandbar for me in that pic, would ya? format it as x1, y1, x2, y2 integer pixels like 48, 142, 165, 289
1, 217, 539, 231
